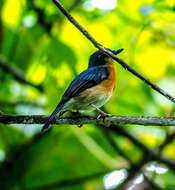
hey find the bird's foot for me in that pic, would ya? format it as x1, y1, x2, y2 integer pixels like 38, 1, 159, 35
97, 112, 111, 120
91, 104, 111, 121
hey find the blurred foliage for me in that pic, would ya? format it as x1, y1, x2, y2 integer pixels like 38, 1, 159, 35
0, 0, 175, 189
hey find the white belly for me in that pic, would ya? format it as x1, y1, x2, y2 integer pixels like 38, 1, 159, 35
62, 88, 112, 112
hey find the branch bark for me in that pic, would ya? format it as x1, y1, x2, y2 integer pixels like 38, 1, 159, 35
0, 114, 175, 126
52, 0, 175, 104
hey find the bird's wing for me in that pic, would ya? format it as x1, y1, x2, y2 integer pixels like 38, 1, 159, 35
60, 66, 109, 104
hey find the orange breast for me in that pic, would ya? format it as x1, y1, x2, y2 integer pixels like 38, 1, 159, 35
72, 60, 116, 111
100, 59, 116, 96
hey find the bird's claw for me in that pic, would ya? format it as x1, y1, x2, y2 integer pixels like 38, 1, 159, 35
97, 113, 111, 122
91, 104, 111, 122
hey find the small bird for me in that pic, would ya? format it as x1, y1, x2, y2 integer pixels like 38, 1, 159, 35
42, 48, 123, 132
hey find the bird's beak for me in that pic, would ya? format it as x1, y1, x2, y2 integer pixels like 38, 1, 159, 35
105, 48, 124, 64
112, 48, 124, 55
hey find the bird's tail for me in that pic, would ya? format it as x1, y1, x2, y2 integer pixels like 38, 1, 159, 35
41, 103, 64, 132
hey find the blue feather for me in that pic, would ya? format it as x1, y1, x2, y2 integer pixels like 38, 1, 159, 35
41, 104, 64, 132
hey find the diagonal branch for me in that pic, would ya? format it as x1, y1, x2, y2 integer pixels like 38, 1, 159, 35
0, 57, 43, 92
52, 0, 175, 103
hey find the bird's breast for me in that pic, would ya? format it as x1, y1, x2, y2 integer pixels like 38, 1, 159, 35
75, 62, 116, 109
62, 62, 116, 112
102, 60, 116, 95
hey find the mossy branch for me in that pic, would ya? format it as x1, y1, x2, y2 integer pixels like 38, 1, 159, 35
0, 114, 175, 126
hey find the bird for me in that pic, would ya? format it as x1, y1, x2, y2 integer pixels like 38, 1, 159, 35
42, 48, 123, 132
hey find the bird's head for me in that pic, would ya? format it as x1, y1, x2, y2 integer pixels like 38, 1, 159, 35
88, 48, 123, 68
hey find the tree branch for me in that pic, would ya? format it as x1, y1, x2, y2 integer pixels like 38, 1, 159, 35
0, 114, 175, 126
0, 57, 43, 92
52, 0, 175, 104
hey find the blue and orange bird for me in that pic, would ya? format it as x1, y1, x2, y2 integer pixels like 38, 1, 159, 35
42, 48, 123, 132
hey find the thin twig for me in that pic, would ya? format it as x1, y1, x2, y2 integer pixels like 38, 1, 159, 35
1, 115, 175, 126
0, 57, 43, 92
52, 0, 175, 103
